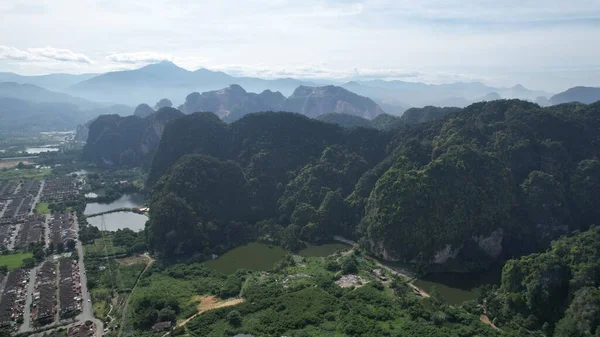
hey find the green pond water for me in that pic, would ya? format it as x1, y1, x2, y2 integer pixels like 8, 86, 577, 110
204, 243, 286, 275
298, 243, 349, 257
413, 266, 502, 305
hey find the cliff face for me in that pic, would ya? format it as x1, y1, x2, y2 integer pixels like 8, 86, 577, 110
82, 107, 184, 167
282, 85, 385, 119
181, 84, 385, 121
182, 85, 285, 121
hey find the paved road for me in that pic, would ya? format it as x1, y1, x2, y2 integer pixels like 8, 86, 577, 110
73, 213, 104, 336
29, 179, 45, 216
17, 266, 38, 333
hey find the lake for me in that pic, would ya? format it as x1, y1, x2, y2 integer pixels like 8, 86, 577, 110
298, 243, 349, 257
86, 212, 148, 231
25, 147, 59, 154
413, 266, 502, 305
84, 193, 145, 215
204, 242, 286, 275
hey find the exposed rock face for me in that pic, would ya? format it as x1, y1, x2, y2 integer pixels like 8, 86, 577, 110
369, 239, 399, 261
74, 120, 92, 142
474, 229, 504, 258
182, 85, 285, 121
282, 85, 384, 119
433, 244, 462, 264
82, 107, 184, 167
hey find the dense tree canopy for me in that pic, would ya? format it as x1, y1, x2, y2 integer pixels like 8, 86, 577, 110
145, 100, 600, 269
486, 226, 600, 336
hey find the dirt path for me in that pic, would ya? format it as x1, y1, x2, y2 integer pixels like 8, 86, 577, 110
118, 253, 155, 337
480, 314, 500, 331
162, 296, 245, 336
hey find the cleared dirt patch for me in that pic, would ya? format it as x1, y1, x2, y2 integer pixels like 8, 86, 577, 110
480, 314, 500, 331
176, 296, 245, 329
116, 255, 149, 266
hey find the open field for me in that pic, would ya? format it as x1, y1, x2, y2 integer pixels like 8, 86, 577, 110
34, 202, 50, 214
0, 167, 50, 181
0, 252, 34, 270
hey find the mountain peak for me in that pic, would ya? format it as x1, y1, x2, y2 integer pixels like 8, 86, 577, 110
139, 60, 189, 73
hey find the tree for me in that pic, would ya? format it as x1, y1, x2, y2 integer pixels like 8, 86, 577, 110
22, 258, 35, 268
66, 239, 76, 252
56, 242, 65, 254
342, 257, 358, 275
227, 310, 242, 327
34, 249, 45, 261
0, 265, 7, 275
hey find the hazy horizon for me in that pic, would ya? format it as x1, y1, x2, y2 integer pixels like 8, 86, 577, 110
1, 0, 599, 92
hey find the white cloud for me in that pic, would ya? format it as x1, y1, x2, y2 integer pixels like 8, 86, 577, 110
0, 45, 92, 63
0, 45, 44, 61
106, 52, 173, 64
28, 46, 93, 63
0, 1, 599, 91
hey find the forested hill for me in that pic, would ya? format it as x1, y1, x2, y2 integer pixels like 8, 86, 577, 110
147, 100, 600, 271
82, 107, 184, 167
316, 106, 460, 130
484, 226, 600, 336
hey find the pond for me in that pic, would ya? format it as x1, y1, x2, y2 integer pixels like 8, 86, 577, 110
413, 266, 502, 305
204, 242, 286, 275
84, 193, 145, 215
298, 243, 350, 257
86, 212, 148, 231
25, 147, 59, 154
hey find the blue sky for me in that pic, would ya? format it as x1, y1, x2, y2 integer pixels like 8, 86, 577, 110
0, 0, 599, 92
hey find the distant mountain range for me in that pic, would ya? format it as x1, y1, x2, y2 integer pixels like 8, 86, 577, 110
0, 82, 130, 133
342, 80, 551, 109
179, 84, 383, 121
67, 61, 314, 105
0, 72, 97, 91
549, 86, 600, 105
1, 62, 598, 135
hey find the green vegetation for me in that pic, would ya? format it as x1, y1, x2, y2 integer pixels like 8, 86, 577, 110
83, 169, 146, 202
84, 229, 146, 258
483, 226, 600, 336
146, 101, 600, 270
34, 202, 50, 214
82, 107, 184, 167
204, 243, 286, 275
124, 250, 505, 337
0, 252, 34, 270
0, 166, 50, 181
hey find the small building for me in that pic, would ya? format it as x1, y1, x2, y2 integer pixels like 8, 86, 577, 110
152, 321, 172, 332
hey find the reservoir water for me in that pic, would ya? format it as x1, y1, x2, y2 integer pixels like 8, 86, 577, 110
25, 147, 59, 154
204, 243, 286, 275
84, 193, 144, 215
298, 243, 349, 257
86, 212, 148, 231
413, 266, 502, 305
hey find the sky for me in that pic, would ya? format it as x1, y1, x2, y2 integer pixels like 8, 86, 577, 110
0, 0, 599, 92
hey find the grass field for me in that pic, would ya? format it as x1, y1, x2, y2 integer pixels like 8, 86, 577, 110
84, 235, 128, 258
0, 167, 50, 181
0, 252, 34, 270
34, 202, 50, 214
